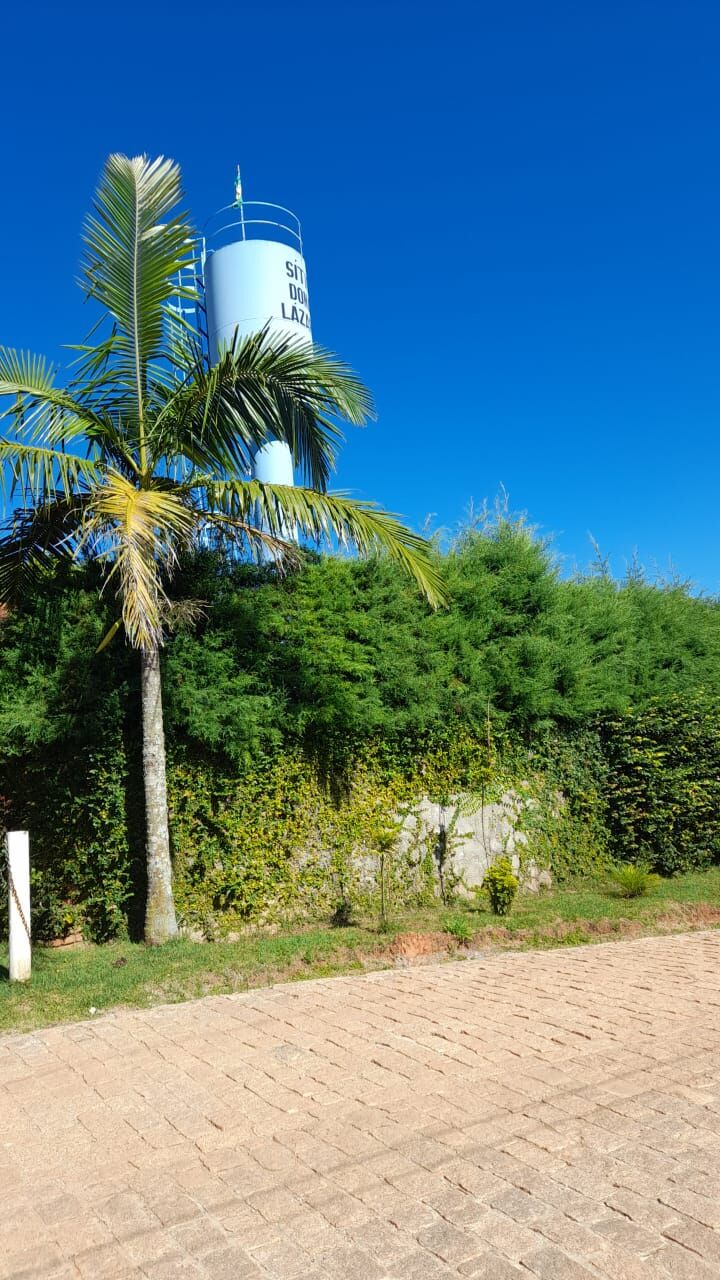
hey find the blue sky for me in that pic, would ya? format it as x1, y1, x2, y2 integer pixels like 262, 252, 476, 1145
3, 0, 719, 589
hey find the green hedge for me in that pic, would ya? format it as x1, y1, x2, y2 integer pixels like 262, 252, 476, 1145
1, 525, 720, 940
6, 698, 720, 941
2, 737, 491, 941
601, 693, 720, 874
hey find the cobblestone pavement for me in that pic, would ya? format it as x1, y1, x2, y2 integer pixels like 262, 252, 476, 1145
3, 932, 720, 1278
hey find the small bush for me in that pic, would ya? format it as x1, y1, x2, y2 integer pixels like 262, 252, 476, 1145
442, 914, 474, 944
608, 865, 662, 898
483, 858, 519, 916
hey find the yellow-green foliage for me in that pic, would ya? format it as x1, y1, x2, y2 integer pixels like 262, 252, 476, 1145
483, 857, 519, 915
168, 753, 425, 935
167, 735, 501, 936
609, 866, 662, 898
507, 732, 614, 883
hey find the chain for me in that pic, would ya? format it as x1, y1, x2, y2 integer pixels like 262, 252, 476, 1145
4, 843, 31, 941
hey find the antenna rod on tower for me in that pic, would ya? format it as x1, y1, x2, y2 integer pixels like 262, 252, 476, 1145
234, 164, 243, 206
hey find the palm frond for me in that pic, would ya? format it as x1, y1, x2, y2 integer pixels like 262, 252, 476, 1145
202, 479, 446, 607
95, 617, 123, 654
0, 345, 140, 481
80, 154, 196, 436
202, 510, 304, 570
81, 471, 198, 648
0, 441, 101, 503
0, 346, 109, 441
154, 328, 373, 488
162, 597, 207, 631
0, 494, 87, 601
150, 346, 267, 476
0, 348, 56, 406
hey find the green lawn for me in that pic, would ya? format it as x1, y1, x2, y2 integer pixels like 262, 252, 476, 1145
2, 866, 720, 1035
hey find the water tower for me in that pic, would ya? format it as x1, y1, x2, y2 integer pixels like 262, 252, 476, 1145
201, 169, 312, 487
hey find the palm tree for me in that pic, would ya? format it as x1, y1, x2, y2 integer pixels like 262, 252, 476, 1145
0, 154, 443, 944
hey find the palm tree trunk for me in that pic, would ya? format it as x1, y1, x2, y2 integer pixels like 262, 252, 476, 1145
140, 644, 178, 944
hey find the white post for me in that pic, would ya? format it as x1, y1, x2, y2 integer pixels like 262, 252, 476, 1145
7, 831, 31, 982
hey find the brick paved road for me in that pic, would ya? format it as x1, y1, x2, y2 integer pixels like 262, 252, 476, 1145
2, 932, 720, 1278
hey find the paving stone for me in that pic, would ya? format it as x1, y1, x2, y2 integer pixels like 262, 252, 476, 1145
316, 1242, 387, 1279
589, 1242, 666, 1279
521, 1243, 600, 1277
196, 1245, 262, 1279
458, 1255, 528, 1277
51, 1213, 114, 1255
143, 1259, 206, 1279
657, 1184, 720, 1229
416, 1219, 481, 1264
488, 1185, 551, 1224
663, 1214, 720, 1266
170, 1217, 229, 1255
423, 1185, 490, 1226
73, 1242, 136, 1277
531, 1211, 612, 1256
592, 1213, 666, 1256
603, 1186, 681, 1232
388, 1251, 457, 1279
250, 1236, 315, 1276
2, 933, 720, 1279
471, 1208, 545, 1259
96, 1191, 159, 1239
0, 1244, 68, 1280
344, 1217, 414, 1264
120, 1227, 182, 1268
656, 1243, 720, 1278
150, 1192, 200, 1226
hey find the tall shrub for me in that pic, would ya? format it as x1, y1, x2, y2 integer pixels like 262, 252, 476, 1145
600, 693, 720, 873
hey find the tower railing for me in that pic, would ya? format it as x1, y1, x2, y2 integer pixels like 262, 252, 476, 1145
202, 201, 303, 261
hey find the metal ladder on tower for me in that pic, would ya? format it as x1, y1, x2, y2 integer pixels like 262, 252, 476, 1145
171, 243, 209, 367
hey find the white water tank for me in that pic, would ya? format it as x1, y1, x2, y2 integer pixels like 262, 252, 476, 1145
202, 200, 312, 485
